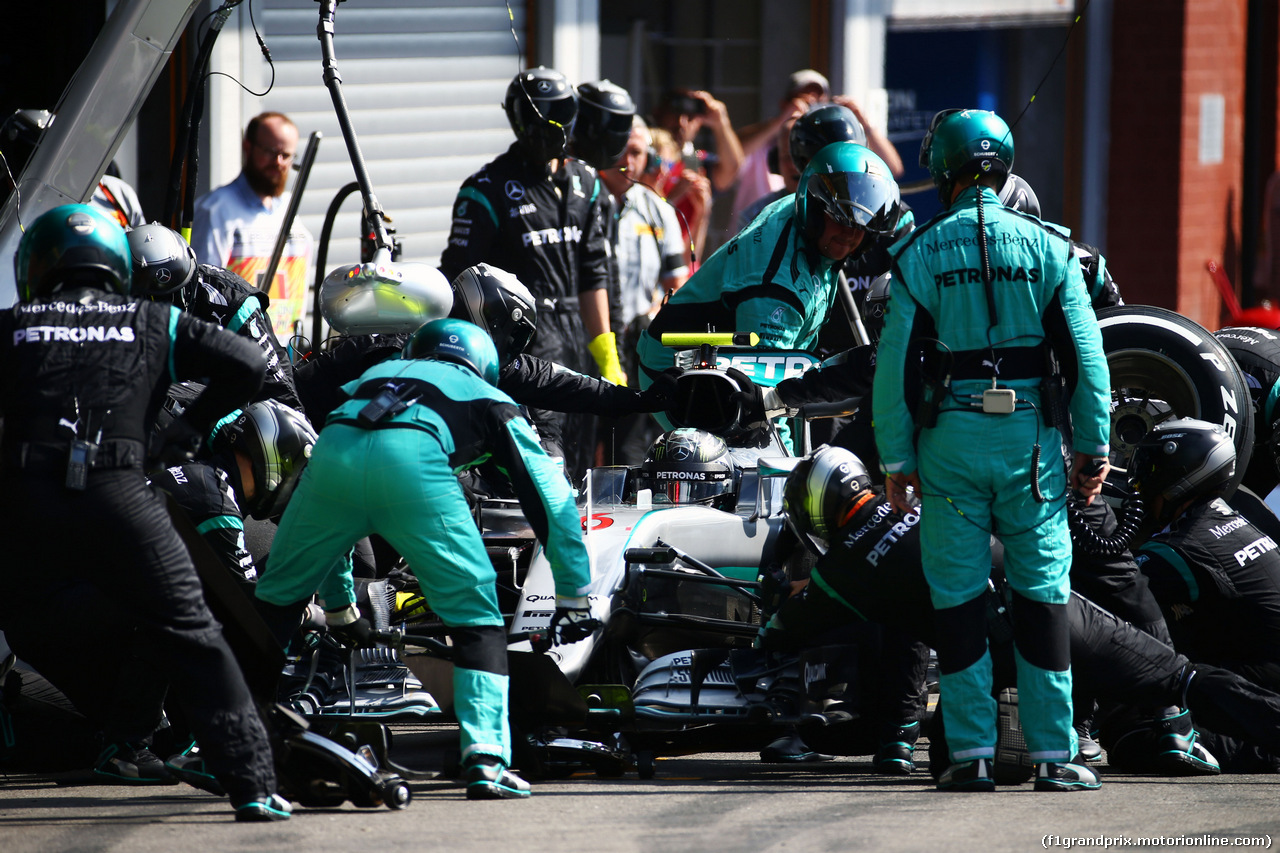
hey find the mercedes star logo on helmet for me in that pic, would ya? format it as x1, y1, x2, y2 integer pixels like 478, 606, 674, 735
537, 80, 553, 93
155, 268, 172, 284
671, 445, 693, 461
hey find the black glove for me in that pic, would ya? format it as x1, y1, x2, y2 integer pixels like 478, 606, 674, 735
724, 367, 766, 428
325, 604, 376, 648
148, 416, 203, 470
543, 597, 601, 649
638, 367, 682, 412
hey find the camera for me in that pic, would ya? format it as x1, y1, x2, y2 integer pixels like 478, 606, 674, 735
667, 94, 707, 117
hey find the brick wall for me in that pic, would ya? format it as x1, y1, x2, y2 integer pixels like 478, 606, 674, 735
1178, 0, 1247, 329
1106, 0, 1248, 330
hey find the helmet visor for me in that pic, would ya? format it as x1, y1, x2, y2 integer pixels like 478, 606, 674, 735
918, 108, 964, 168
809, 171, 901, 236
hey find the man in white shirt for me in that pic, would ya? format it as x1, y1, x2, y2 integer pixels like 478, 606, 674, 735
191, 112, 313, 341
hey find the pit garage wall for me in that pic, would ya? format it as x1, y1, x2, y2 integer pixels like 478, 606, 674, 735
1105, 0, 1271, 330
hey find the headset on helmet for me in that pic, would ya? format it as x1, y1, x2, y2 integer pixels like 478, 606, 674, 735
788, 103, 866, 174
636, 428, 737, 507
504, 66, 578, 163
783, 445, 873, 555
1127, 418, 1236, 506
998, 173, 1041, 218
861, 272, 892, 346
449, 263, 538, 365
127, 223, 199, 308
213, 400, 318, 520
16, 203, 132, 300
921, 108, 1014, 206
402, 318, 501, 385
571, 80, 635, 170
794, 142, 901, 251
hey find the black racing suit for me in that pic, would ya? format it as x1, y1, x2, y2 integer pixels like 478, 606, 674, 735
764, 488, 1280, 769
294, 333, 410, 424
440, 144, 613, 480
0, 287, 276, 806
192, 263, 302, 412
1135, 496, 1280, 692
149, 451, 259, 591
295, 335, 662, 463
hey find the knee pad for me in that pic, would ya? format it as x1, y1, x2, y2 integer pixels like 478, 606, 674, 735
451, 625, 508, 676
934, 594, 989, 675
1009, 591, 1070, 672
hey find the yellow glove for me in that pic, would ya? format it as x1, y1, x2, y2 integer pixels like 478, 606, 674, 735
587, 331, 628, 386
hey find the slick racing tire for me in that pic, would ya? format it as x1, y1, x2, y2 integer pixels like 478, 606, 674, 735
1098, 305, 1253, 498
1213, 326, 1280, 496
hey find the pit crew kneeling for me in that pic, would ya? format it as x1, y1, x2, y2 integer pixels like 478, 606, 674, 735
759, 445, 1280, 785
253, 318, 594, 799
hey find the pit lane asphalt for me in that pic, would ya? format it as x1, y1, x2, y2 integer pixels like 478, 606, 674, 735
4, 746, 1278, 853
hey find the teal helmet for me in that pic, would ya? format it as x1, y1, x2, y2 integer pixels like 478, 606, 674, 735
16, 203, 132, 300
402, 317, 500, 385
794, 142, 901, 250
922, 108, 1014, 206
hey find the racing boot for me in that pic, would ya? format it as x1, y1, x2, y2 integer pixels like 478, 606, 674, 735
233, 793, 293, 822
1074, 718, 1103, 763
165, 743, 226, 796
1034, 761, 1101, 792
464, 754, 532, 800
872, 721, 920, 775
936, 758, 994, 792
93, 741, 178, 785
1106, 707, 1220, 777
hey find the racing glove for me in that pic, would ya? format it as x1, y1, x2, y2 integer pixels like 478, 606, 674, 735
588, 332, 629, 387
548, 596, 601, 646
638, 367, 682, 412
325, 603, 376, 648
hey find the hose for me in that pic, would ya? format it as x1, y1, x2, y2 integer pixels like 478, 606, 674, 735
1068, 492, 1146, 557
308, 181, 360, 347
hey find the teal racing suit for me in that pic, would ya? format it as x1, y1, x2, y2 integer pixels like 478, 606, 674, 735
635, 196, 840, 418
871, 185, 1111, 765
256, 358, 591, 765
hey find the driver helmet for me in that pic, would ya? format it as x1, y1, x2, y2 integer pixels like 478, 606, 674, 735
921, 108, 1014, 207
212, 400, 319, 520
636, 428, 736, 507
1127, 417, 1236, 506
449, 263, 538, 366
402, 318, 501, 386
861, 272, 892, 346
571, 79, 635, 170
794, 142, 901, 252
998, 173, 1041, 218
16, 203, 132, 300
504, 66, 577, 163
788, 103, 866, 174
783, 445, 873, 555
127, 223, 199, 309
